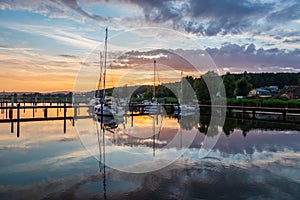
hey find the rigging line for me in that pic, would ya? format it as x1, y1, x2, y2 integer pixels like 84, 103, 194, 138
156, 114, 164, 141
156, 62, 161, 85
153, 60, 156, 99
98, 125, 107, 199
95, 52, 103, 98
103, 27, 108, 99
95, 118, 102, 171
99, 52, 103, 90
102, 126, 107, 199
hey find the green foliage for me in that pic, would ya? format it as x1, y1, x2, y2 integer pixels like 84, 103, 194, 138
193, 77, 209, 104
222, 72, 236, 98
279, 94, 289, 100
236, 76, 252, 96
227, 98, 300, 108
193, 71, 222, 104
143, 89, 153, 99
298, 78, 300, 86
229, 72, 300, 88
163, 97, 178, 103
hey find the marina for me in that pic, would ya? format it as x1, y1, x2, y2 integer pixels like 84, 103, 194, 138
1, 1, 300, 199
1, 102, 299, 138
1, 108, 300, 199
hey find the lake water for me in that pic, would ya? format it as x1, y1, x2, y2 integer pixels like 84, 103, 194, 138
0, 106, 300, 199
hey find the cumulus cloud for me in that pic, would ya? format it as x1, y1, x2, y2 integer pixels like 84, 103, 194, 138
206, 43, 300, 72
110, 45, 300, 74
2, 0, 299, 38
121, 0, 299, 37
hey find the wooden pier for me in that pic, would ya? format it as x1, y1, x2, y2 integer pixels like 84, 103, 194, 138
0, 102, 299, 138
0, 103, 94, 137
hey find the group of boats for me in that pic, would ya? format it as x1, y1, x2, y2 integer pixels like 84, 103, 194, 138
91, 28, 199, 127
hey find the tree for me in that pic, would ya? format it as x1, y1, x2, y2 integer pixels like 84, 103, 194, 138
143, 89, 153, 99
184, 76, 194, 86
222, 72, 236, 98
236, 75, 252, 96
193, 77, 209, 103
193, 71, 221, 103
298, 78, 300, 86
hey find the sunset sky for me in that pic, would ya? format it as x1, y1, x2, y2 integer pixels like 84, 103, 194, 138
0, 0, 299, 92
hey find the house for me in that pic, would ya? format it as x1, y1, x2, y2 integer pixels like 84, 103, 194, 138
268, 86, 279, 94
248, 88, 272, 98
278, 85, 300, 99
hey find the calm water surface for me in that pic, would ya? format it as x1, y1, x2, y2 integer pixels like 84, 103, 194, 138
0, 106, 300, 199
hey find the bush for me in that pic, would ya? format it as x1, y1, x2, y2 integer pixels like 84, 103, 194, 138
279, 94, 289, 100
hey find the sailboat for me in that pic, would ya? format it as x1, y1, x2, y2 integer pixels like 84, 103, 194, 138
144, 60, 162, 114
174, 71, 198, 113
94, 28, 124, 119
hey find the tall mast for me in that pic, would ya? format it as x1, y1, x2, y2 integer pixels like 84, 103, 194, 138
180, 71, 183, 104
96, 52, 103, 98
103, 27, 108, 99
153, 60, 156, 100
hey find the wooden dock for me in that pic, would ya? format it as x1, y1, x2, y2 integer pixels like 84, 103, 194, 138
1, 103, 299, 137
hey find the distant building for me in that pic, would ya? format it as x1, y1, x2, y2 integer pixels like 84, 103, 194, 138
248, 88, 272, 98
268, 86, 279, 93
277, 85, 300, 99
236, 96, 244, 99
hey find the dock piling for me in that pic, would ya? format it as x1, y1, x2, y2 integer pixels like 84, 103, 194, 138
44, 108, 48, 118
17, 103, 20, 137
9, 108, 13, 133
63, 103, 66, 133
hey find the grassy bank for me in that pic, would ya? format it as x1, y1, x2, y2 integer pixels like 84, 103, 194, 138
227, 98, 300, 108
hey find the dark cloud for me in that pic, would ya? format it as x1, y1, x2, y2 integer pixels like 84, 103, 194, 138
0, 44, 12, 48
283, 38, 300, 44
53, 0, 109, 22
59, 54, 78, 58
122, 0, 275, 36
2, 0, 299, 38
109, 44, 300, 73
206, 43, 300, 72
110, 49, 195, 71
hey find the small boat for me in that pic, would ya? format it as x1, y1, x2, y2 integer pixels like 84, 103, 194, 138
144, 100, 162, 114
93, 27, 124, 118
142, 60, 163, 114
94, 103, 113, 116
174, 104, 198, 112
96, 115, 124, 129
94, 97, 125, 117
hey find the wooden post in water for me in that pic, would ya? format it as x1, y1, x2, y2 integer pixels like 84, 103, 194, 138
227, 107, 232, 117
63, 103, 66, 133
252, 109, 256, 119
5, 101, 8, 119
131, 103, 133, 127
72, 106, 77, 127
23, 99, 25, 113
74, 106, 77, 118
282, 110, 287, 121
9, 108, 13, 133
17, 103, 20, 138
44, 108, 48, 118
242, 103, 245, 119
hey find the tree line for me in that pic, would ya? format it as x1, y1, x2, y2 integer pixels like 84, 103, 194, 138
131, 71, 300, 104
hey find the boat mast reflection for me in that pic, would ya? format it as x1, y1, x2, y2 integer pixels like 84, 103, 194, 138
96, 117, 109, 200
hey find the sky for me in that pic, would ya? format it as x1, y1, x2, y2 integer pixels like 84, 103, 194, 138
0, 0, 299, 92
